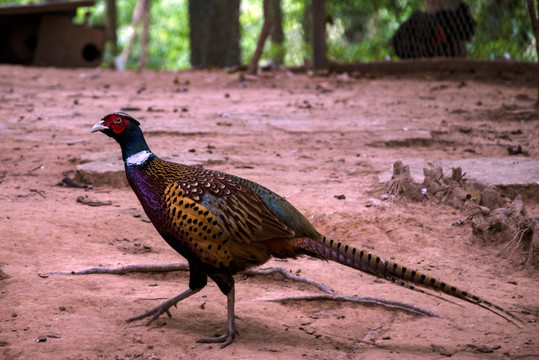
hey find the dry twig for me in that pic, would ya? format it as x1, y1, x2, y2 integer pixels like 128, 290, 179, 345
44, 263, 440, 317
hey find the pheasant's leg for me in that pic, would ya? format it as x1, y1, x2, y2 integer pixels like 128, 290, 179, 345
196, 286, 238, 348
126, 287, 202, 325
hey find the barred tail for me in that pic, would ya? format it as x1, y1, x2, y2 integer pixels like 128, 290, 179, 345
294, 235, 521, 326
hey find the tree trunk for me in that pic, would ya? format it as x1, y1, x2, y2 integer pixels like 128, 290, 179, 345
247, 0, 274, 74
270, 0, 284, 65
139, 0, 150, 69
105, 0, 118, 60
311, 0, 327, 69
526, 0, 539, 105
189, 0, 241, 68
302, 0, 312, 62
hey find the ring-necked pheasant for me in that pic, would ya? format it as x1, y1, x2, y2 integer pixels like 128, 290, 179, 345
91, 112, 520, 348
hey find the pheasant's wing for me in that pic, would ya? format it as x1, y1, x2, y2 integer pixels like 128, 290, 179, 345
162, 164, 295, 244
231, 175, 321, 239
200, 188, 296, 243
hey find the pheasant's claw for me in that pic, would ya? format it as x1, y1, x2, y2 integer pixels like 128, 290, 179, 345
145, 313, 163, 326
126, 288, 200, 326
196, 328, 238, 349
126, 304, 172, 325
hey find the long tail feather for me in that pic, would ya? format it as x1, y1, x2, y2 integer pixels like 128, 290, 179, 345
294, 236, 522, 326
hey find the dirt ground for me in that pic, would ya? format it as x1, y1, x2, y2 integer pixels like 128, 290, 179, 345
0, 65, 538, 360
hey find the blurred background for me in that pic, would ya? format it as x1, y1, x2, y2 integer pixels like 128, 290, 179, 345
0, 0, 537, 70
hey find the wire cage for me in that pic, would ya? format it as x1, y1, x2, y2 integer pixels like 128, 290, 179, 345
391, 1, 476, 59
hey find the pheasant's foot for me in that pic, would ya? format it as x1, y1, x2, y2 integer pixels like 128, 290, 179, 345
126, 301, 173, 325
196, 328, 238, 349
196, 288, 238, 348
126, 288, 200, 326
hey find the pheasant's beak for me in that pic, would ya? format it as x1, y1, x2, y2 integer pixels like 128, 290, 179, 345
91, 119, 109, 133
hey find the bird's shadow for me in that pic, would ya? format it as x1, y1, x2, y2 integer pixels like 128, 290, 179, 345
126, 300, 442, 355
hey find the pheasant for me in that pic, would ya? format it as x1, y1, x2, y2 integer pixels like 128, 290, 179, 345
91, 112, 519, 348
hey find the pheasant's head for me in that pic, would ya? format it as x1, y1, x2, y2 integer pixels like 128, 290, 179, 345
92, 112, 150, 161
91, 112, 141, 138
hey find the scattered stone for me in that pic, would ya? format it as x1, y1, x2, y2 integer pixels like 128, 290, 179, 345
507, 144, 527, 155
76, 195, 112, 207
465, 344, 501, 353
431, 344, 455, 357
366, 198, 385, 208
515, 93, 532, 101
34, 336, 47, 343
147, 106, 165, 112
57, 177, 86, 188
76, 160, 128, 188
120, 106, 141, 111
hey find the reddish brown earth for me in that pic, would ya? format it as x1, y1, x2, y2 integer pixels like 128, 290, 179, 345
0, 65, 537, 359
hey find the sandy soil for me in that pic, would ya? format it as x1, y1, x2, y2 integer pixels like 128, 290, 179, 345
0, 65, 537, 360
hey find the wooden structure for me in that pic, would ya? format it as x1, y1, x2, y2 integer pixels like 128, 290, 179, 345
0, 0, 105, 67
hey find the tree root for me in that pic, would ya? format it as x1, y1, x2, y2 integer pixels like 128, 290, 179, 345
43, 263, 440, 318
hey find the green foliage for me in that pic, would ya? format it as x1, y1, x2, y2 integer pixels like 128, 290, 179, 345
0, 0, 31, 4
146, 0, 190, 69
72, 0, 189, 69
0, 0, 537, 68
468, 0, 537, 61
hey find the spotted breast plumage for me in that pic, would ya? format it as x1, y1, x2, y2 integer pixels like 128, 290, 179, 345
91, 112, 520, 348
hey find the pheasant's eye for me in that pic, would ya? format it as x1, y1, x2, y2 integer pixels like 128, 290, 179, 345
114, 117, 122, 124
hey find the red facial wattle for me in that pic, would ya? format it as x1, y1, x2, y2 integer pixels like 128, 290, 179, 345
105, 114, 127, 134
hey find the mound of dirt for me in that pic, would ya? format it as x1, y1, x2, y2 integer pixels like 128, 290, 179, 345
385, 160, 538, 269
